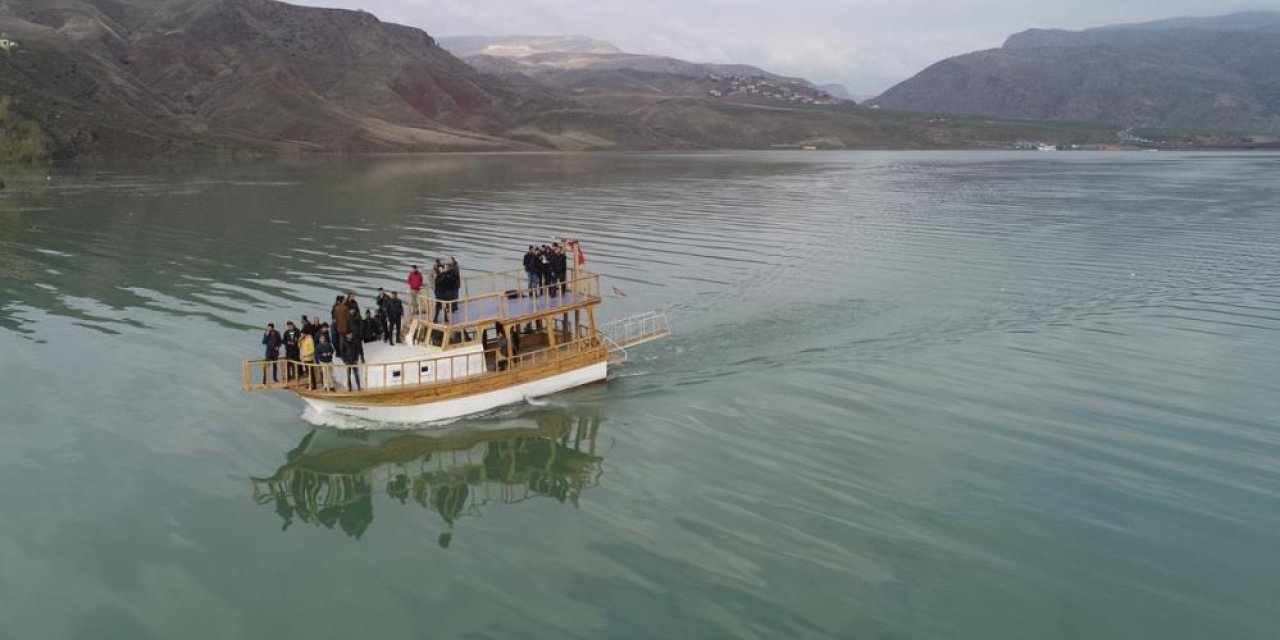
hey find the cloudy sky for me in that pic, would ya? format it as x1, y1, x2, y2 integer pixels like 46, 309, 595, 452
296, 0, 1272, 95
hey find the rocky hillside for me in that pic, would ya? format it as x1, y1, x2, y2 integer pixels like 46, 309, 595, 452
0, 0, 565, 156
0, 0, 1163, 158
436, 35, 623, 58
439, 35, 837, 103
872, 11, 1280, 131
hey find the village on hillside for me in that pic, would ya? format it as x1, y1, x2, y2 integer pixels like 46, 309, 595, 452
703, 74, 847, 106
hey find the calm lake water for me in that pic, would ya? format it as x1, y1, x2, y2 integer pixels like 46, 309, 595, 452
1, 151, 1278, 639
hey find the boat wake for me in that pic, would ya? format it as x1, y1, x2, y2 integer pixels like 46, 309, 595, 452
301, 394, 570, 430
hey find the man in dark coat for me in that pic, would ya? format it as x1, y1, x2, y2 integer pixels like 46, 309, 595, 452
375, 288, 390, 338
330, 295, 345, 348
552, 243, 568, 295
344, 293, 361, 321
386, 291, 404, 344
363, 310, 380, 343
433, 262, 449, 322
446, 257, 461, 315
315, 333, 336, 391
341, 330, 365, 391
282, 321, 301, 381
523, 246, 538, 292
435, 264, 459, 322
261, 323, 282, 383
536, 246, 553, 297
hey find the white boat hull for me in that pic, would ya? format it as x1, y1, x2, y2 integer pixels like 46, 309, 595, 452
300, 362, 608, 428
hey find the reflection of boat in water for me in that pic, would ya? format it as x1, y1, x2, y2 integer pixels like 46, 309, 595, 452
241, 242, 669, 427
251, 408, 605, 545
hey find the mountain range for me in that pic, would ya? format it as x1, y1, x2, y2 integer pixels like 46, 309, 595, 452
872, 11, 1280, 131
3, 1, 1269, 160
437, 35, 846, 112
439, 35, 809, 89
4, 0, 1072, 159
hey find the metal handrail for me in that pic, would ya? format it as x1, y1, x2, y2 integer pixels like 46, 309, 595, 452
601, 310, 671, 350
599, 332, 627, 364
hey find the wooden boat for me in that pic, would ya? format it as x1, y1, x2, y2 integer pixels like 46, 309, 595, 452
241, 248, 668, 427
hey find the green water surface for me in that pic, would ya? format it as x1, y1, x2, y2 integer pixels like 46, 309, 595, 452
1, 151, 1278, 639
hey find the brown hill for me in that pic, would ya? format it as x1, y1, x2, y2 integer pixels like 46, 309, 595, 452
0, 0, 564, 155
872, 12, 1280, 131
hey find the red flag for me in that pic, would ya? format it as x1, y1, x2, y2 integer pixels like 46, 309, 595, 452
570, 240, 586, 266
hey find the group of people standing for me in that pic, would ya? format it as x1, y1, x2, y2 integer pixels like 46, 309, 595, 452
407, 258, 462, 323
259, 289, 407, 391
258, 245, 571, 392
523, 244, 570, 296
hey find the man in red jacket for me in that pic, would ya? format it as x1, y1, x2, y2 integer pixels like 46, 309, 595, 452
407, 264, 424, 315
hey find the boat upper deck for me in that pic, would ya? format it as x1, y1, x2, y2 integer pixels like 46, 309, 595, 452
421, 268, 602, 327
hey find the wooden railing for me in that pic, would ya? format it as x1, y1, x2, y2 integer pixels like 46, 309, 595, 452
242, 335, 605, 394
418, 271, 601, 326
456, 257, 585, 298
502, 333, 600, 372
457, 267, 540, 299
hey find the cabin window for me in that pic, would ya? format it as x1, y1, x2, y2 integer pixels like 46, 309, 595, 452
443, 329, 482, 348
391, 370, 401, 379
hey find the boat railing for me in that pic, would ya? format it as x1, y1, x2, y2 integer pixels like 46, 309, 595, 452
241, 334, 604, 394
454, 267, 600, 303
598, 332, 627, 364
414, 272, 602, 325
455, 267, 541, 299
601, 310, 671, 351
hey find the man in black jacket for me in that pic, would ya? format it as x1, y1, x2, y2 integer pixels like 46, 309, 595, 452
552, 243, 569, 295
435, 264, 460, 322
315, 333, 336, 391
386, 291, 404, 344
261, 323, 282, 383
536, 245, 553, 297
363, 309, 380, 343
433, 263, 448, 322
341, 330, 365, 390
282, 321, 301, 381
375, 288, 390, 340
523, 246, 538, 292
447, 257, 462, 316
